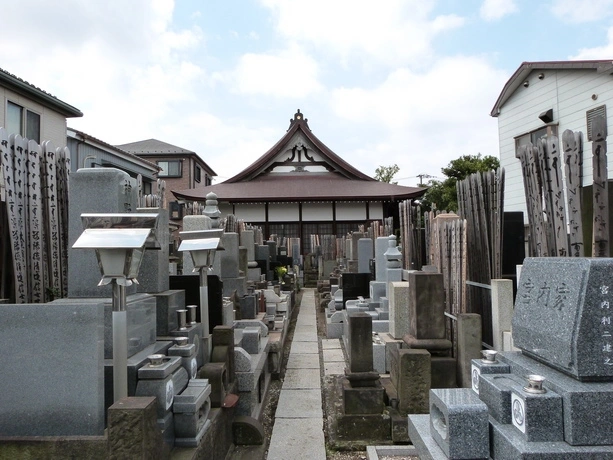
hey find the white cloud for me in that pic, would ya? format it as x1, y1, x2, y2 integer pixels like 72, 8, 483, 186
571, 26, 613, 58
0, 1, 208, 147
329, 56, 507, 180
480, 0, 518, 21
550, 0, 613, 23
232, 45, 322, 98
260, 0, 465, 67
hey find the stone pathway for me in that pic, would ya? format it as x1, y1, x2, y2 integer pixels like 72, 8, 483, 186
266, 288, 346, 460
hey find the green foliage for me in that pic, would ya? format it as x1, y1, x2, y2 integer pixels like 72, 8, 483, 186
374, 164, 400, 184
422, 154, 500, 212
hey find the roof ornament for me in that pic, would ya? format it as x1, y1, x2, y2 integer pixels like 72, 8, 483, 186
287, 109, 310, 131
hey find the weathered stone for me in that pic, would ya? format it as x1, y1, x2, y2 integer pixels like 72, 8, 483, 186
408, 271, 445, 340
388, 281, 409, 339
233, 415, 265, 445
390, 348, 430, 415
107, 396, 170, 460
347, 312, 373, 373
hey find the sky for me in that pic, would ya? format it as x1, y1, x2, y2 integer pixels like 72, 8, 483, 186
2, 0, 613, 186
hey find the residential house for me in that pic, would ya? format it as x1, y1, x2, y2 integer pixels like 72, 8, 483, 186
0, 68, 82, 147
67, 128, 159, 195
492, 60, 613, 222
115, 139, 217, 221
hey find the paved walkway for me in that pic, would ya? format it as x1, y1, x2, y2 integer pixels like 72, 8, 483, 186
266, 288, 346, 460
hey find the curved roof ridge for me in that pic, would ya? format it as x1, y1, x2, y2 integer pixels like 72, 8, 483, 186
224, 110, 375, 183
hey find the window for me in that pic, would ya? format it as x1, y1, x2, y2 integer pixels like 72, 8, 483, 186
157, 160, 182, 177
7, 101, 40, 142
587, 105, 607, 141
515, 125, 558, 150
195, 165, 202, 183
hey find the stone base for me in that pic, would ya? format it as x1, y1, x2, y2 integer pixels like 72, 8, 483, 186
389, 407, 410, 443
169, 323, 205, 368
408, 414, 447, 459
325, 375, 392, 448
431, 356, 457, 389
343, 379, 386, 414
174, 419, 212, 447
336, 413, 391, 441
490, 416, 613, 459
326, 320, 343, 339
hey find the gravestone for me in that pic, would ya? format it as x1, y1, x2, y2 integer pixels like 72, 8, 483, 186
136, 207, 169, 293
181, 215, 212, 274
513, 257, 613, 381
408, 272, 445, 340
409, 256, 613, 459
375, 237, 389, 281
388, 281, 409, 339
358, 238, 373, 274
68, 168, 138, 297
213, 233, 240, 279
342, 273, 370, 308
0, 302, 105, 436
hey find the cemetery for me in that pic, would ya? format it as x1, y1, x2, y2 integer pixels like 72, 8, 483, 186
2, 62, 613, 459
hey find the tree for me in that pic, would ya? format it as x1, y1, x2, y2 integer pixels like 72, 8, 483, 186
374, 164, 400, 184
422, 154, 500, 212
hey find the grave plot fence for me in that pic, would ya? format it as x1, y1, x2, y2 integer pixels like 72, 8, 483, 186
0, 128, 70, 303
398, 167, 504, 348
457, 168, 505, 346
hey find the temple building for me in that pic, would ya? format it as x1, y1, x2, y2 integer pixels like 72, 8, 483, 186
173, 110, 426, 253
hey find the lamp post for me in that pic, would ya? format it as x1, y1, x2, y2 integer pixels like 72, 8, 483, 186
178, 229, 224, 363
73, 213, 159, 402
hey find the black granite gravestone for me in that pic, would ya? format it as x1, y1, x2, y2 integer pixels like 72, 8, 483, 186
169, 275, 223, 331
342, 273, 371, 308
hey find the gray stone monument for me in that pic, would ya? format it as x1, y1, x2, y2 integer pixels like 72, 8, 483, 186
68, 168, 138, 297
513, 257, 613, 381
0, 302, 105, 436
357, 237, 373, 274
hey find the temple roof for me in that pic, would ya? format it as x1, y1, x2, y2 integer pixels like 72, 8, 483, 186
173, 110, 426, 203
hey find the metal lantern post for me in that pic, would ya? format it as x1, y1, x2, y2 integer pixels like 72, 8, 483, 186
73, 213, 159, 402
178, 230, 224, 362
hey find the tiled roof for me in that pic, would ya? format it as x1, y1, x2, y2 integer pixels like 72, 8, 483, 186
116, 138, 217, 176
173, 172, 426, 203
115, 138, 195, 154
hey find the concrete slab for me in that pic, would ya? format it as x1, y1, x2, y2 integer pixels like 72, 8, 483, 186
321, 339, 342, 349
287, 354, 320, 369
275, 389, 323, 418
282, 368, 321, 389
324, 362, 346, 375
290, 341, 319, 354
267, 418, 326, 460
323, 348, 345, 362
293, 325, 317, 335
292, 331, 318, 342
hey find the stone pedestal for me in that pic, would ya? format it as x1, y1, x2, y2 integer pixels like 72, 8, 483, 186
107, 397, 170, 459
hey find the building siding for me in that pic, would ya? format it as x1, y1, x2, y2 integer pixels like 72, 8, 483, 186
498, 68, 613, 221
1, 87, 68, 148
